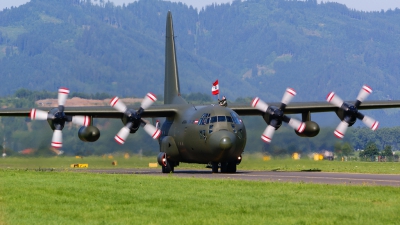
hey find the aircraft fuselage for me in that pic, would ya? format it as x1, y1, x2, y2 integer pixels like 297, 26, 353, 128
159, 104, 246, 164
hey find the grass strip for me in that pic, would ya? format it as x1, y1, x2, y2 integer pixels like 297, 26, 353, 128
1, 155, 400, 174
0, 170, 399, 225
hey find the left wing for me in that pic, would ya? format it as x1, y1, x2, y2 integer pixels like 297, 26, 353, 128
0, 105, 178, 118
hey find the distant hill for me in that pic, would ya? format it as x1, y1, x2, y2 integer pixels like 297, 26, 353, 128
1, 0, 400, 126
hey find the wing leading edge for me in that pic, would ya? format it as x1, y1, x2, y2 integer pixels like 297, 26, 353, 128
229, 100, 400, 116
0, 105, 178, 118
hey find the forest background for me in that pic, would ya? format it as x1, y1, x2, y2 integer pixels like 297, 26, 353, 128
1, 0, 400, 157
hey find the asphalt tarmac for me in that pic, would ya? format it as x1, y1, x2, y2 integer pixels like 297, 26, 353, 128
81, 168, 400, 186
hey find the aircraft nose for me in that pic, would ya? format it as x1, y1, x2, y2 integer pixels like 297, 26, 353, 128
219, 136, 232, 150
209, 130, 236, 152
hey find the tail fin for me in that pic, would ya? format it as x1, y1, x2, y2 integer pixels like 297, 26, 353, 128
164, 11, 187, 105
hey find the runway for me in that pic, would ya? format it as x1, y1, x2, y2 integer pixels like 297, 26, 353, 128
80, 168, 400, 186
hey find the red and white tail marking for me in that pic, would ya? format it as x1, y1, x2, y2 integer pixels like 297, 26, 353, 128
251, 97, 269, 112
281, 88, 296, 105
326, 92, 344, 108
357, 85, 373, 102
141, 93, 157, 110
110, 96, 127, 113
58, 87, 70, 106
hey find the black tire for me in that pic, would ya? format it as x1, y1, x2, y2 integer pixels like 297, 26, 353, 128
162, 160, 174, 173
227, 162, 237, 173
211, 162, 219, 173
220, 162, 228, 173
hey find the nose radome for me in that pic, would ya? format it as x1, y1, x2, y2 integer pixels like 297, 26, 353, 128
209, 130, 236, 152
220, 136, 232, 150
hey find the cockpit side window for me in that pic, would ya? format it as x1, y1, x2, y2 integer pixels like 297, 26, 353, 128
210, 116, 217, 123
217, 116, 226, 122
198, 113, 211, 125
230, 112, 242, 124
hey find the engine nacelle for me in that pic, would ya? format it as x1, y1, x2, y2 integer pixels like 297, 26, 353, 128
262, 112, 282, 129
335, 107, 356, 127
295, 121, 320, 137
121, 112, 140, 134
78, 125, 100, 142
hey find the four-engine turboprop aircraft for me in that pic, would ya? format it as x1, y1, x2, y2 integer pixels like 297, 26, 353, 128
2, 12, 400, 173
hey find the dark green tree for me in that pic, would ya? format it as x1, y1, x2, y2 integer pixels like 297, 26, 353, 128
360, 142, 379, 161
381, 145, 394, 162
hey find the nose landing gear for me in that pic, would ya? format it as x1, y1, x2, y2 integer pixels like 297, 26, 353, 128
210, 155, 242, 173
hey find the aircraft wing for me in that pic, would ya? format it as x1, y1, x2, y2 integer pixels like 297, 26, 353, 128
0, 105, 178, 118
229, 100, 400, 116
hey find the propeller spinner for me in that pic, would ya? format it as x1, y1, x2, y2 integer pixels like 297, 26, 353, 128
110, 93, 161, 144
251, 88, 305, 143
326, 85, 379, 139
30, 87, 91, 148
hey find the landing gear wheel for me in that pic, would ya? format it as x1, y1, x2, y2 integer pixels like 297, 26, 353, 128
211, 162, 219, 173
227, 162, 237, 173
220, 162, 228, 173
162, 160, 175, 173
220, 162, 237, 173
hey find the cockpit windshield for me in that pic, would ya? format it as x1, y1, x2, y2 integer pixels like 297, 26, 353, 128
197, 112, 242, 125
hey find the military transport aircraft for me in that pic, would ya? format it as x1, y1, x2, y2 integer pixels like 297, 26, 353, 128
2, 12, 400, 173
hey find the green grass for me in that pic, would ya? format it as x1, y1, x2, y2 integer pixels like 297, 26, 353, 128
1, 154, 400, 174
0, 170, 399, 225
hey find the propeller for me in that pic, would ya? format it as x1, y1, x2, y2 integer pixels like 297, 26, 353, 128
251, 88, 305, 143
29, 87, 91, 148
326, 85, 379, 139
110, 93, 161, 144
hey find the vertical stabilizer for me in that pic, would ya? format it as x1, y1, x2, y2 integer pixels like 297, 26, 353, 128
164, 11, 187, 105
